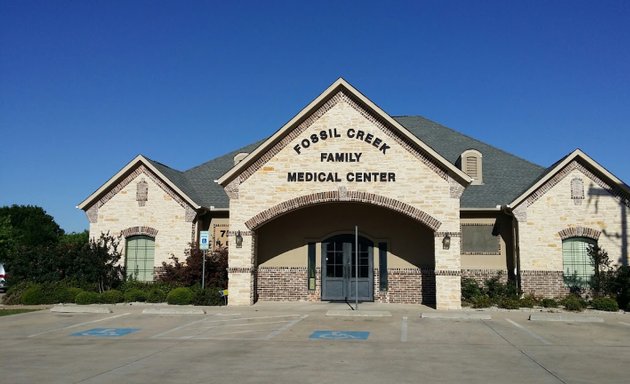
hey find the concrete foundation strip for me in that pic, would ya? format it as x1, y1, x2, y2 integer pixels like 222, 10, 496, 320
528, 313, 604, 322
420, 312, 492, 320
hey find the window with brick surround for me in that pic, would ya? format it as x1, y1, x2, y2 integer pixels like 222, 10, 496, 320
562, 237, 596, 288
125, 235, 155, 281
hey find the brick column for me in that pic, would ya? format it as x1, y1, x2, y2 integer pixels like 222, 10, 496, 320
227, 229, 256, 305
434, 232, 462, 310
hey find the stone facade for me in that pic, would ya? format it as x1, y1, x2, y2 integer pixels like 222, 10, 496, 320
87, 166, 196, 274
515, 160, 630, 295
224, 89, 464, 309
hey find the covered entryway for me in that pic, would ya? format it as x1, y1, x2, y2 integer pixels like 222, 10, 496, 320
321, 234, 373, 301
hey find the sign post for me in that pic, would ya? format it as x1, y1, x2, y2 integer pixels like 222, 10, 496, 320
200, 231, 209, 289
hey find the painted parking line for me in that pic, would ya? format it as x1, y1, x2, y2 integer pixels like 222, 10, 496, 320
401, 316, 408, 342
506, 318, 552, 345
28, 313, 131, 338
151, 314, 305, 340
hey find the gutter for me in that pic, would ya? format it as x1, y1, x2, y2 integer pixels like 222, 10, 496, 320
500, 204, 521, 294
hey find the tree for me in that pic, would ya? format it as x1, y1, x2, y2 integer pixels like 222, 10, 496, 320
0, 205, 64, 248
159, 246, 228, 288
588, 244, 613, 297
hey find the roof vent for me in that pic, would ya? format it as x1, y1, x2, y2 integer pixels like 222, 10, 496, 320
460, 149, 483, 185
233, 152, 249, 165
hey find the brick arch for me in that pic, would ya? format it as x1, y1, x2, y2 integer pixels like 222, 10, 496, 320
245, 190, 442, 231
558, 226, 601, 241
120, 226, 159, 238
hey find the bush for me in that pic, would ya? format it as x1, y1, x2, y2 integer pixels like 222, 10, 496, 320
66, 287, 84, 302
611, 266, 630, 311
2, 281, 35, 305
471, 295, 492, 308
518, 294, 537, 308
461, 278, 482, 302
124, 288, 147, 302
166, 287, 194, 305
100, 290, 123, 304
541, 298, 559, 308
20, 285, 47, 305
75, 291, 100, 305
590, 297, 619, 312
499, 298, 520, 309
146, 287, 167, 303
561, 295, 586, 312
484, 273, 517, 301
192, 286, 223, 306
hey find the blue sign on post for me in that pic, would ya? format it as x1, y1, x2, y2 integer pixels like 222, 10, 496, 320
200, 231, 209, 250
72, 328, 139, 337
309, 330, 369, 340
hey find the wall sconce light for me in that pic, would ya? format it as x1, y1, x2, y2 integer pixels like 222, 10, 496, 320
442, 233, 451, 250
235, 231, 243, 248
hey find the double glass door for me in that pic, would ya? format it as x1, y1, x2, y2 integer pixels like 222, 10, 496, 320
321, 234, 373, 301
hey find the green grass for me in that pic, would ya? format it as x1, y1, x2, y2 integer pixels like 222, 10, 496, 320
0, 308, 41, 317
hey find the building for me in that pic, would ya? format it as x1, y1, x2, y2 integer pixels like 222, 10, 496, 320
78, 79, 630, 309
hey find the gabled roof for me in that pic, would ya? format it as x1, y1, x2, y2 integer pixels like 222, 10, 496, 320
217, 78, 472, 187
77, 155, 201, 210
395, 116, 547, 208
508, 149, 630, 209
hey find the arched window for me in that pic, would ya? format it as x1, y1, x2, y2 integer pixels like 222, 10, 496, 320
125, 235, 155, 281
562, 237, 596, 287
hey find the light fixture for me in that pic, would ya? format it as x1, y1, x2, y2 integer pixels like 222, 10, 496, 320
442, 233, 451, 250
235, 231, 243, 248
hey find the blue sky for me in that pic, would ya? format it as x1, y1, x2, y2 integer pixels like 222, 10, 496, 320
1, 0, 629, 233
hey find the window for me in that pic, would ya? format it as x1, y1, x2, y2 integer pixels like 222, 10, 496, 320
125, 235, 155, 281
307, 242, 316, 290
562, 237, 596, 287
461, 224, 500, 254
460, 149, 483, 184
378, 242, 388, 291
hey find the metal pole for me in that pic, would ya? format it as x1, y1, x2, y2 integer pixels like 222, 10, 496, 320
202, 249, 206, 289
355, 225, 359, 311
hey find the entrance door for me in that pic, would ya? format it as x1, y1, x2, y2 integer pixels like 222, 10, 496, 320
321, 234, 373, 301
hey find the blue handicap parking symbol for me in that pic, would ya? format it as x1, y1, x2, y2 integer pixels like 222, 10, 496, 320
71, 328, 139, 337
309, 330, 369, 340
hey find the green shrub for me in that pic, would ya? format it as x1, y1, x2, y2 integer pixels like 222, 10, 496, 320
75, 291, 100, 305
471, 295, 492, 308
461, 278, 482, 302
2, 281, 36, 305
146, 287, 167, 303
100, 290, 123, 304
518, 294, 537, 308
166, 287, 194, 305
561, 295, 586, 312
66, 287, 84, 302
540, 298, 559, 308
590, 297, 619, 312
484, 273, 517, 300
192, 287, 223, 306
499, 298, 520, 309
123, 288, 147, 302
20, 285, 47, 305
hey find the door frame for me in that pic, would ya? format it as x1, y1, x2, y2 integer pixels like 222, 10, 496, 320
320, 234, 374, 301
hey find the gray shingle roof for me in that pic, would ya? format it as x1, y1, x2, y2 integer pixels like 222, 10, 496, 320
393, 116, 546, 208
148, 116, 546, 210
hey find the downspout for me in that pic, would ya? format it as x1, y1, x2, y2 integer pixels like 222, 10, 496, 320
501, 205, 520, 294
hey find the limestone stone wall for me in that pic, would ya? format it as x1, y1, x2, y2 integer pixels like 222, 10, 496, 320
226, 91, 463, 308
515, 160, 630, 293
88, 169, 195, 275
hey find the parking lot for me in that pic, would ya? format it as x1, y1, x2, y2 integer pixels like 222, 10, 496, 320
1, 302, 629, 384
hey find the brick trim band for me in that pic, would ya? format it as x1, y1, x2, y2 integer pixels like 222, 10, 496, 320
245, 190, 442, 231
120, 226, 158, 238
558, 226, 601, 240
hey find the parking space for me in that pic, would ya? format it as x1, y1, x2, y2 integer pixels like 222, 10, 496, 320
1, 304, 629, 383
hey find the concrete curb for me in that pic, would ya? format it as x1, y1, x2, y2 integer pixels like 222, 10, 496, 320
529, 313, 604, 322
50, 305, 113, 314
421, 312, 492, 320
142, 307, 206, 315
326, 309, 392, 317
